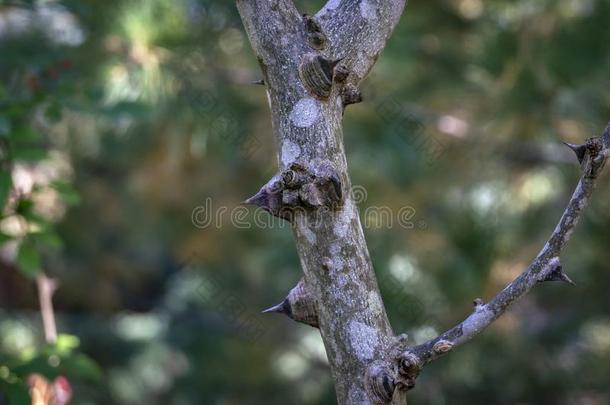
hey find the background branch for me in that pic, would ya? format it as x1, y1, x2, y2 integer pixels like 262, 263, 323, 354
36, 273, 58, 344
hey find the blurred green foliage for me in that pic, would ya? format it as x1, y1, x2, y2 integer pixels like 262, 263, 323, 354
1, 0, 610, 404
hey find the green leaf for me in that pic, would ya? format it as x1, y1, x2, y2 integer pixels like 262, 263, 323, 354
62, 353, 102, 381
31, 230, 63, 250
16, 241, 41, 278
9, 126, 40, 142
54, 334, 80, 354
0, 380, 30, 405
45, 103, 63, 123
15, 198, 34, 217
51, 180, 81, 206
11, 146, 47, 162
0, 171, 12, 210
0, 115, 9, 136
0, 231, 12, 245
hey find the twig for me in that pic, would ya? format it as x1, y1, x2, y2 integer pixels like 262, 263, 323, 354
396, 122, 610, 385
35, 273, 58, 344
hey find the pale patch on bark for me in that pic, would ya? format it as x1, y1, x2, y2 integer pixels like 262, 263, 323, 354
289, 97, 320, 128
349, 384, 372, 405
300, 225, 317, 245
455, 307, 493, 346
334, 199, 354, 238
367, 291, 384, 316
281, 140, 302, 166
348, 320, 379, 361
360, 0, 378, 22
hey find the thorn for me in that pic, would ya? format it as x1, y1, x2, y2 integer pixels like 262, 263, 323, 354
251, 79, 265, 86
319, 57, 343, 78
473, 298, 484, 308
262, 299, 290, 315
243, 189, 268, 208
562, 141, 586, 164
342, 83, 362, 107
539, 263, 575, 285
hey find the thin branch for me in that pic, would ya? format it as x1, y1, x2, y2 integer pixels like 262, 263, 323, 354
397, 123, 610, 384
36, 273, 58, 344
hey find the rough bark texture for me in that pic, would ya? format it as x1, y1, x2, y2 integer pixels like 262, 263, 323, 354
236, 1, 406, 403
236, 0, 609, 403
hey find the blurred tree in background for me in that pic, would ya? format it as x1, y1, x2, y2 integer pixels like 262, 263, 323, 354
0, 0, 609, 404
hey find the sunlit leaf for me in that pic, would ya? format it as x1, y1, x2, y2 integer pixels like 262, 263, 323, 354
54, 334, 80, 354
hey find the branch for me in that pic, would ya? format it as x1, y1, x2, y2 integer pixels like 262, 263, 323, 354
237, 1, 409, 403
36, 273, 58, 344
315, 0, 407, 83
235, 0, 301, 65
394, 123, 610, 387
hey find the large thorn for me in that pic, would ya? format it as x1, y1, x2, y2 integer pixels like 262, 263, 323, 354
261, 278, 319, 328
243, 176, 285, 218
251, 79, 265, 85
243, 189, 268, 207
538, 261, 575, 285
262, 299, 290, 315
562, 141, 587, 164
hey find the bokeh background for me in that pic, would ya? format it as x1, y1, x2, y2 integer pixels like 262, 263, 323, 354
1, 0, 610, 404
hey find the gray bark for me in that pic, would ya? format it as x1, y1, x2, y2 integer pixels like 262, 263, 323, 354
397, 126, 610, 375
236, 0, 406, 403
236, 0, 610, 403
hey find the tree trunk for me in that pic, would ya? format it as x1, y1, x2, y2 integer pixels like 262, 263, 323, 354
236, 1, 610, 404
237, 1, 406, 403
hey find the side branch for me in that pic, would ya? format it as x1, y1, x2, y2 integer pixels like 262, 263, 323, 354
36, 273, 59, 344
315, 0, 407, 82
235, 0, 302, 65
395, 123, 610, 387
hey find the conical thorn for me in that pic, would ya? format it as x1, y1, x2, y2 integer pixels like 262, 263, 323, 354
540, 264, 575, 285
562, 141, 587, 164
243, 189, 268, 208
251, 79, 265, 86
262, 299, 291, 316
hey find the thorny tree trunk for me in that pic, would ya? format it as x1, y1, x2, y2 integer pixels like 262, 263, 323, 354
237, 0, 406, 403
236, 1, 610, 404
